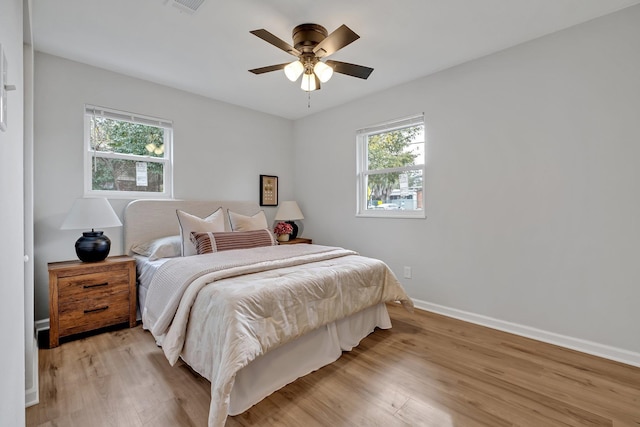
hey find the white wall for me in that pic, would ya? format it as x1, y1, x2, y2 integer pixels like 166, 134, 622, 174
0, 0, 26, 424
294, 6, 640, 358
33, 53, 294, 320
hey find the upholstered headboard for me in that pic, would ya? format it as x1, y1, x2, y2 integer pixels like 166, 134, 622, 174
123, 199, 262, 255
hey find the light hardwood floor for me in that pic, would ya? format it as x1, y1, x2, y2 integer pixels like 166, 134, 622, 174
27, 303, 640, 426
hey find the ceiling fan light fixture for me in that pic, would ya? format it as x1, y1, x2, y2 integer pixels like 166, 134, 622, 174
313, 61, 333, 83
249, 23, 374, 98
284, 60, 304, 82
301, 72, 317, 92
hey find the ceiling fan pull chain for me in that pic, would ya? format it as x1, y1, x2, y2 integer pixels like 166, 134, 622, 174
308, 91, 311, 108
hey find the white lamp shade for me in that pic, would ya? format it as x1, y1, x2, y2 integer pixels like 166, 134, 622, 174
274, 201, 304, 221
300, 73, 317, 92
313, 61, 333, 83
61, 198, 122, 230
284, 60, 304, 82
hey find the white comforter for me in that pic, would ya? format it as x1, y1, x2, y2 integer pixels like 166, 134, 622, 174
142, 244, 413, 427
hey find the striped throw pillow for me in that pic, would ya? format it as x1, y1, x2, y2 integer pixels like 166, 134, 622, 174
190, 229, 277, 254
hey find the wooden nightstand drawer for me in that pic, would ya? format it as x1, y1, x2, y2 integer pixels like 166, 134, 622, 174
57, 269, 130, 299
49, 256, 136, 348
58, 293, 130, 336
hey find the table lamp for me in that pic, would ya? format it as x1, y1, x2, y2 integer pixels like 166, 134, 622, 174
274, 201, 304, 239
60, 198, 122, 262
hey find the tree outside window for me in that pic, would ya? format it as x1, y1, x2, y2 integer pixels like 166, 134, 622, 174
357, 115, 425, 218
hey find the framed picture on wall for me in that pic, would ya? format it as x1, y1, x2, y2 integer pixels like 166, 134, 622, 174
0, 44, 7, 132
259, 175, 278, 206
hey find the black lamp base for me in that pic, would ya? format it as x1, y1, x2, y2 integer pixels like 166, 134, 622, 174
75, 231, 111, 262
286, 221, 299, 239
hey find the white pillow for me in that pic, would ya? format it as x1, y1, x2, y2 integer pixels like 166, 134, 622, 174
228, 210, 268, 231
177, 208, 225, 256
131, 235, 182, 261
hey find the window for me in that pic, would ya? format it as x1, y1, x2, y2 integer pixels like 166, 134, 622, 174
84, 105, 173, 199
357, 114, 425, 218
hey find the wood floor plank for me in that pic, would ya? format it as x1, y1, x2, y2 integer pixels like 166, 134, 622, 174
386, 309, 637, 425
368, 321, 611, 425
394, 397, 486, 427
27, 303, 640, 426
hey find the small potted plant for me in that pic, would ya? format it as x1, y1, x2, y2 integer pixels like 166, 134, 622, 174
273, 222, 293, 242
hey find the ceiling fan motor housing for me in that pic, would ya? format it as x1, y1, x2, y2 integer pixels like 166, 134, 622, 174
292, 24, 328, 53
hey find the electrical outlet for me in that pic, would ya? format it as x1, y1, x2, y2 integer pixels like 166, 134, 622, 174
403, 266, 412, 279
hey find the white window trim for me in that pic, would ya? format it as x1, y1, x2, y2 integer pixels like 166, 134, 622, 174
84, 104, 173, 199
356, 114, 426, 219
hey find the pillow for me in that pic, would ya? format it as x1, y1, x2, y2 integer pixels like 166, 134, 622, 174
131, 235, 182, 261
190, 229, 277, 254
228, 210, 268, 231
177, 208, 226, 256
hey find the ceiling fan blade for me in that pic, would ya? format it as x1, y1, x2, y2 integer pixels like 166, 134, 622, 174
250, 29, 301, 57
325, 60, 374, 79
313, 25, 360, 58
249, 63, 289, 75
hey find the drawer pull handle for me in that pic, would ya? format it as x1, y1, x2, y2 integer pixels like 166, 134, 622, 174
83, 282, 108, 289
84, 306, 109, 314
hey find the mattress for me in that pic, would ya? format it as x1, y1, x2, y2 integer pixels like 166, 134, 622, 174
134, 255, 167, 320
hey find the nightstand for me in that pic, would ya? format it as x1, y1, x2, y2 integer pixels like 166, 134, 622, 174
48, 255, 137, 348
278, 237, 313, 245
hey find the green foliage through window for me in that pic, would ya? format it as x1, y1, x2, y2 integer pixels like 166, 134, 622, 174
357, 114, 425, 217
84, 105, 172, 198
367, 126, 422, 204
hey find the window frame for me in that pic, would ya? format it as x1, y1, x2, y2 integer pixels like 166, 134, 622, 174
356, 114, 426, 219
83, 104, 173, 199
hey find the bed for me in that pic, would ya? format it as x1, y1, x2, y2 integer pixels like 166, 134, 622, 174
124, 199, 413, 426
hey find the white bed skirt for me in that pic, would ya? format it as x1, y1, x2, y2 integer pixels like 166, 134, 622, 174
225, 303, 390, 416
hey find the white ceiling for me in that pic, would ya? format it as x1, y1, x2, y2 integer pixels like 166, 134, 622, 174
31, 0, 640, 120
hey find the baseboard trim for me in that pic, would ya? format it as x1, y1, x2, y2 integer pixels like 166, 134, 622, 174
412, 298, 640, 368
25, 387, 38, 408
35, 318, 49, 333
25, 336, 39, 407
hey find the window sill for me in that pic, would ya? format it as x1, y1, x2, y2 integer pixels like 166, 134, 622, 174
84, 190, 173, 200
356, 210, 426, 219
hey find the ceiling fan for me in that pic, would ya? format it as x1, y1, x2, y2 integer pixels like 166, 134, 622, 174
249, 23, 374, 92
